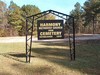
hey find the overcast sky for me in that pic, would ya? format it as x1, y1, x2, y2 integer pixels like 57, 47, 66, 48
3, 0, 86, 14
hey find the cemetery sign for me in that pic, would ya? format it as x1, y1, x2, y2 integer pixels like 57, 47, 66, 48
37, 20, 64, 40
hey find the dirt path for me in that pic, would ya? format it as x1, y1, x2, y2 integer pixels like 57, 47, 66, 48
0, 36, 26, 43
0, 34, 100, 43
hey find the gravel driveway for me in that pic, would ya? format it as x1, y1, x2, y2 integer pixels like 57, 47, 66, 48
0, 34, 100, 43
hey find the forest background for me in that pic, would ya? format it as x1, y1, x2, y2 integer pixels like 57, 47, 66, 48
0, 0, 100, 37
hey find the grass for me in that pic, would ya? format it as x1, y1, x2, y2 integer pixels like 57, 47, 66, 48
0, 42, 100, 75
0, 43, 25, 53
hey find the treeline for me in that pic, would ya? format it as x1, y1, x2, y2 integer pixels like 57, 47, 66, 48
0, 0, 100, 37
0, 1, 55, 36
70, 0, 100, 34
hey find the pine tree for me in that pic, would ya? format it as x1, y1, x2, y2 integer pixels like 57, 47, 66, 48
70, 2, 83, 33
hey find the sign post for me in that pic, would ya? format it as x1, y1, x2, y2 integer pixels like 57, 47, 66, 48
26, 10, 75, 63
37, 20, 64, 40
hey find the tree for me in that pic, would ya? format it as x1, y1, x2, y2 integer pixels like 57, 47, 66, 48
70, 2, 83, 33
21, 5, 41, 18
0, 0, 7, 25
8, 1, 24, 35
21, 4, 41, 36
0, 1, 9, 36
83, 0, 100, 33
42, 13, 55, 20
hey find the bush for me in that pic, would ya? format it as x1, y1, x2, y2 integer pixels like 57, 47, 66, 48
0, 27, 19, 37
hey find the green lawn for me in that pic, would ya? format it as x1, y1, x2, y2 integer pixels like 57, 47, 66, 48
0, 42, 100, 75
